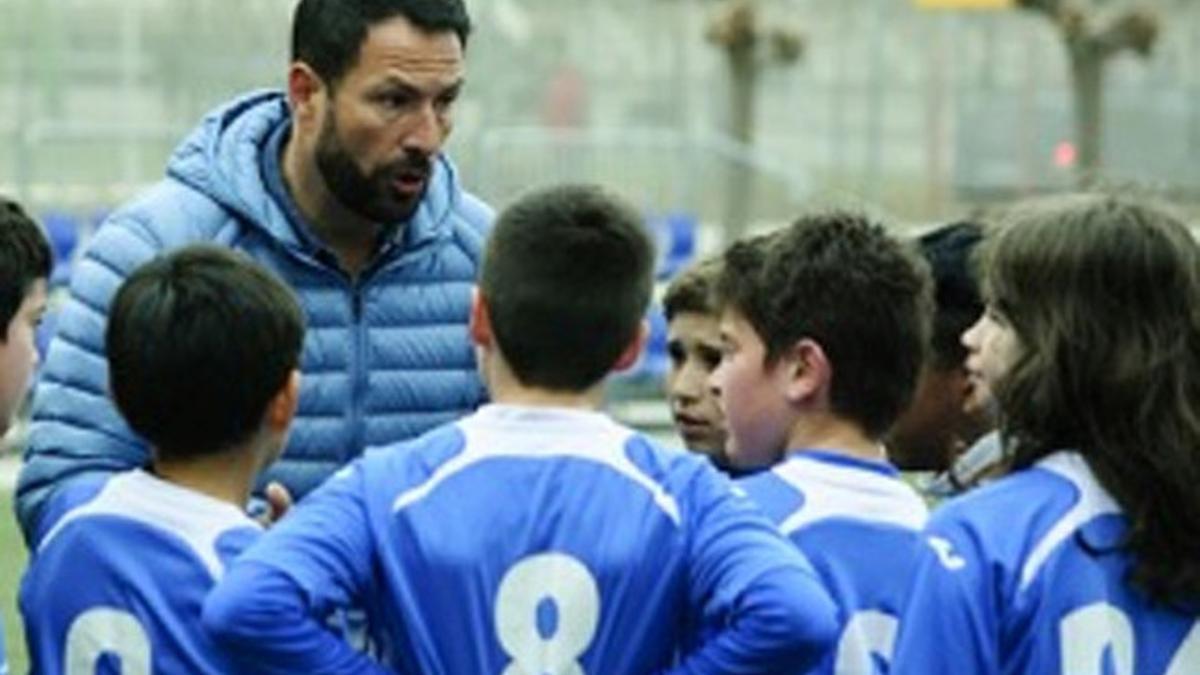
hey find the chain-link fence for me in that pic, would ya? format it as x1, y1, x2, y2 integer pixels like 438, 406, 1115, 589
3, 0, 1198, 226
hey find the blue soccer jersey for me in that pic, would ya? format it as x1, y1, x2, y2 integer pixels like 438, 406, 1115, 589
20, 469, 261, 675
738, 450, 929, 674
892, 451, 1200, 674
204, 404, 840, 674
1, 620, 7, 675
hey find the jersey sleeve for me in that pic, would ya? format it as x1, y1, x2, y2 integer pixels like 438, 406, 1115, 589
202, 462, 388, 674
891, 513, 1001, 674
673, 467, 839, 674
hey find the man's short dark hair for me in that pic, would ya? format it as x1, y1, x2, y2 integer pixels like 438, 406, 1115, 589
106, 246, 306, 461
916, 221, 984, 370
717, 212, 933, 438
663, 257, 722, 322
0, 197, 51, 340
292, 0, 472, 86
480, 184, 655, 391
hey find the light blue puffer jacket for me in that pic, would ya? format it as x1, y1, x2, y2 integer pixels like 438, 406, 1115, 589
16, 90, 492, 542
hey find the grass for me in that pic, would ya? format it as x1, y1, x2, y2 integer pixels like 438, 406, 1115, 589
0, 489, 27, 674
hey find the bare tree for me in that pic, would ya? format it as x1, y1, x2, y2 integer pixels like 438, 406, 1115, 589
706, 0, 802, 242
1016, 0, 1159, 185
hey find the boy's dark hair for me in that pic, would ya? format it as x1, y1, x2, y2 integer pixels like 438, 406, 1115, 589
983, 193, 1200, 604
106, 246, 305, 461
0, 197, 52, 340
916, 221, 984, 370
717, 212, 933, 438
663, 257, 722, 322
292, 0, 471, 87
480, 184, 655, 391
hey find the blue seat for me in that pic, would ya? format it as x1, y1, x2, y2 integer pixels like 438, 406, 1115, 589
650, 211, 697, 280
613, 304, 671, 385
40, 211, 82, 289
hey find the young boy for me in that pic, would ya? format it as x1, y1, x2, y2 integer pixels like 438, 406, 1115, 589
0, 196, 52, 675
0, 198, 50, 437
662, 257, 730, 469
203, 184, 839, 674
887, 222, 991, 474
19, 246, 305, 674
711, 212, 934, 673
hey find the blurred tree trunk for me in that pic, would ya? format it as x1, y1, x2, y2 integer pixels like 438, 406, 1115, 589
707, 0, 802, 244
725, 34, 757, 245
1016, 0, 1159, 187
1070, 47, 1104, 178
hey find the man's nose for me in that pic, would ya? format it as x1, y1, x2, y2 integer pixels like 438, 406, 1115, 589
402, 102, 444, 156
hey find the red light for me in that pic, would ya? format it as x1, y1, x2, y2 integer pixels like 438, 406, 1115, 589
1054, 142, 1077, 168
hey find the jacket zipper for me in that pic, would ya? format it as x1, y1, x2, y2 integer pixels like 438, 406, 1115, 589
348, 282, 367, 462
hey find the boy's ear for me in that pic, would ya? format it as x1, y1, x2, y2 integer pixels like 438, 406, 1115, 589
612, 319, 650, 373
266, 369, 302, 433
469, 287, 492, 348
781, 338, 832, 405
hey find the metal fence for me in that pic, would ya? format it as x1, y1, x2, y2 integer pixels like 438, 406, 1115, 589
3, 0, 1199, 225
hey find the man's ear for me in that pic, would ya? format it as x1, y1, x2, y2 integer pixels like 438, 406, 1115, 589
612, 320, 650, 373
469, 287, 492, 349
287, 62, 325, 124
266, 369, 302, 434
781, 338, 831, 405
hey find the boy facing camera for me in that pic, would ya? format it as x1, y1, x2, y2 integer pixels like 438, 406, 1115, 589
20, 246, 305, 674
662, 257, 730, 469
204, 184, 838, 674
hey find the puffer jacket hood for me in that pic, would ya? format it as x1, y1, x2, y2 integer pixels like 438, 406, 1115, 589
166, 89, 464, 258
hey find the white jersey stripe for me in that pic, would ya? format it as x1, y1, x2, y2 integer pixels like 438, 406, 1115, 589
1019, 452, 1121, 592
392, 405, 682, 525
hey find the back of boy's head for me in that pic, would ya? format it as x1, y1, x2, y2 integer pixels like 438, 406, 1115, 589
663, 256, 722, 321
106, 246, 306, 461
479, 184, 655, 391
917, 221, 984, 370
717, 212, 934, 438
0, 197, 52, 340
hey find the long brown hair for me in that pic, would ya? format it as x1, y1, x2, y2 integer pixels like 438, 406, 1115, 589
982, 193, 1200, 605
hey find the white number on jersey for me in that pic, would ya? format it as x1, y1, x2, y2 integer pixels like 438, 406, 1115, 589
495, 553, 600, 675
1060, 602, 1200, 675
834, 610, 898, 675
65, 608, 151, 675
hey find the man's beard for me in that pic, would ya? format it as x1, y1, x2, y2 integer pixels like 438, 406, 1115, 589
314, 109, 431, 225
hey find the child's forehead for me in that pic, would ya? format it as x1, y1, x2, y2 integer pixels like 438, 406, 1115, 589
669, 310, 720, 329
717, 307, 762, 340
716, 305, 746, 327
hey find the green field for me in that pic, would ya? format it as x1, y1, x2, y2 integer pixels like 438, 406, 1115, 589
1, 490, 27, 674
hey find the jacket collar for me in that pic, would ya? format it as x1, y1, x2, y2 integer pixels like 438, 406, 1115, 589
166, 89, 459, 261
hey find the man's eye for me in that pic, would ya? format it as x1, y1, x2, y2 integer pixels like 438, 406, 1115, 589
379, 93, 413, 109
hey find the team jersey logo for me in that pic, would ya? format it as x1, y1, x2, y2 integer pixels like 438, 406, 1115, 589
926, 535, 966, 571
